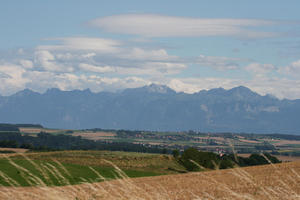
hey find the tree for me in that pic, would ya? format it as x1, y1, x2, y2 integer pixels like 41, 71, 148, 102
172, 149, 180, 159
179, 148, 201, 171
162, 148, 167, 154
179, 148, 223, 171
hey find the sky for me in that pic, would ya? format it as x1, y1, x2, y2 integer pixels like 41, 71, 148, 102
1, 0, 300, 99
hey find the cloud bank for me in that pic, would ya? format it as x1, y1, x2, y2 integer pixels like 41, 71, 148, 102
89, 14, 280, 38
1, 14, 300, 99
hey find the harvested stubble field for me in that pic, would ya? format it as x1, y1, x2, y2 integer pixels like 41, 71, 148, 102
19, 127, 62, 134
0, 148, 28, 153
1, 161, 300, 200
72, 131, 116, 141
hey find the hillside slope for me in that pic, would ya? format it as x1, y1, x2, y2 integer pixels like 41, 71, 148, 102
1, 161, 300, 200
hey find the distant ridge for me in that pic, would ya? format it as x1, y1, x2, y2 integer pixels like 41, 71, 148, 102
0, 84, 300, 134
0, 123, 43, 132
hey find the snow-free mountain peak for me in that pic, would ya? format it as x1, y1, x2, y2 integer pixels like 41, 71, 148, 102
122, 83, 176, 95
1, 85, 299, 134
13, 89, 38, 97
143, 84, 175, 94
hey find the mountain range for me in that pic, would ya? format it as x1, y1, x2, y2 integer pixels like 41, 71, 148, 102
0, 84, 300, 134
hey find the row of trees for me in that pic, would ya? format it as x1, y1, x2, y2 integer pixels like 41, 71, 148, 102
0, 124, 19, 132
172, 148, 280, 171
0, 132, 167, 153
0, 123, 43, 132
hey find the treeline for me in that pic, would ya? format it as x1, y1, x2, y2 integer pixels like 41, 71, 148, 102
260, 133, 300, 141
272, 150, 300, 157
0, 123, 43, 132
0, 124, 20, 132
174, 148, 281, 172
14, 124, 43, 128
201, 132, 300, 141
0, 132, 166, 153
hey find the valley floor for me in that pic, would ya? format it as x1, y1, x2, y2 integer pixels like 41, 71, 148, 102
1, 161, 300, 200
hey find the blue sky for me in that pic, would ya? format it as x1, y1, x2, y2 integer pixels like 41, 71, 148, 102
1, 0, 300, 99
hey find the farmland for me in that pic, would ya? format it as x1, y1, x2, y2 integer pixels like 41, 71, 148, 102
18, 150, 185, 174
2, 123, 299, 159
0, 150, 180, 187
0, 159, 299, 199
0, 125, 299, 199
1, 124, 300, 199
0, 147, 28, 153
70, 129, 300, 158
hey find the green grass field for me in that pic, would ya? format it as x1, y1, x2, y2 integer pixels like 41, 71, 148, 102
22, 150, 186, 174
0, 150, 187, 187
0, 157, 160, 187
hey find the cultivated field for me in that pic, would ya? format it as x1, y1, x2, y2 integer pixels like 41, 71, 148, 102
0, 148, 28, 153
18, 150, 186, 174
0, 150, 185, 188
19, 127, 63, 134
0, 161, 299, 200
271, 140, 300, 146
72, 131, 116, 141
9, 125, 300, 161
66, 129, 300, 159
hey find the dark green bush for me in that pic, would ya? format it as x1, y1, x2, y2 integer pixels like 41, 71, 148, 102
179, 148, 222, 171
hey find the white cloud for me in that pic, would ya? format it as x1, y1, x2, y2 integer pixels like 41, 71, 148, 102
0, 72, 11, 78
52, 52, 97, 62
79, 63, 115, 73
278, 59, 300, 76
34, 50, 55, 63
115, 67, 158, 76
196, 55, 241, 70
82, 52, 96, 58
2, 35, 300, 100
31, 35, 187, 76
167, 77, 300, 99
168, 79, 200, 94
245, 63, 276, 76
34, 50, 74, 72
78, 61, 186, 76
167, 78, 238, 94
19, 59, 33, 69
29, 36, 188, 76
121, 48, 178, 61
142, 62, 187, 74
89, 14, 279, 38
37, 37, 121, 53
20, 70, 150, 95
86, 76, 149, 91
0, 64, 30, 94
44, 74, 149, 93
55, 53, 74, 60
2, 58, 300, 100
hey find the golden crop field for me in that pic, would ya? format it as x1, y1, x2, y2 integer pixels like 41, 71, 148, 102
0, 148, 28, 153
72, 131, 116, 140
19, 127, 63, 134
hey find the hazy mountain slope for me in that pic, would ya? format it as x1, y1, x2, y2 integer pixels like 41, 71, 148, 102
0, 84, 300, 134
